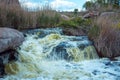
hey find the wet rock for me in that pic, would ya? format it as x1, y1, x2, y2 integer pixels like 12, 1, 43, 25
2, 49, 18, 62
0, 49, 18, 77
47, 40, 93, 61
0, 58, 5, 78
78, 44, 86, 50
48, 42, 73, 60
0, 28, 24, 53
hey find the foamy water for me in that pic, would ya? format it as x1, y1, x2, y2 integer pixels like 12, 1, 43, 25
1, 33, 120, 80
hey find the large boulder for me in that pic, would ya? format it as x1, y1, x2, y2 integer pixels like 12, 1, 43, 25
0, 28, 24, 53
83, 11, 99, 19
61, 14, 70, 20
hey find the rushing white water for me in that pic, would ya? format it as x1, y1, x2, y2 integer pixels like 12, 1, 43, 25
1, 29, 120, 80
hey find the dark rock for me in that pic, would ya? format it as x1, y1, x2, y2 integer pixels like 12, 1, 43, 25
47, 42, 93, 61
78, 44, 86, 50
0, 49, 18, 63
48, 42, 73, 61
0, 49, 18, 77
0, 58, 5, 78
47, 35, 93, 61
0, 28, 24, 53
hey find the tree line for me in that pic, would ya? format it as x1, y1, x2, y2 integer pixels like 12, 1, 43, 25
83, 0, 120, 11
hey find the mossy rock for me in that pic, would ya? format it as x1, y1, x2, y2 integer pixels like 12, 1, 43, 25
5, 62, 19, 75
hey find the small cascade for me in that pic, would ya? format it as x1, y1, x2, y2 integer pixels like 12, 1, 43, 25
1, 28, 120, 80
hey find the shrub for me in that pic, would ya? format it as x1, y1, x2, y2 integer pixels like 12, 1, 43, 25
57, 17, 92, 29
88, 25, 100, 39
89, 15, 120, 58
57, 20, 78, 28
71, 17, 92, 26
71, 17, 92, 33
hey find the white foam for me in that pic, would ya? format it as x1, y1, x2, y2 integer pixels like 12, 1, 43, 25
2, 34, 120, 80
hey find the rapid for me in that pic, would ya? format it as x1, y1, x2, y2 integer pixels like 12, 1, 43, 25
1, 28, 120, 80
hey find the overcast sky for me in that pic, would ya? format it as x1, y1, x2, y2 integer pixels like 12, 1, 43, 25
19, 0, 90, 11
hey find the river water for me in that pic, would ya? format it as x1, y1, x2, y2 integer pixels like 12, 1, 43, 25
1, 28, 120, 80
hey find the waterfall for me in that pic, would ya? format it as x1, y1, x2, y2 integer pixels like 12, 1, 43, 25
2, 28, 120, 80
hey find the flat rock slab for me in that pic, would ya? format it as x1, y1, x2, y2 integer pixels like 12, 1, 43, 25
0, 28, 24, 53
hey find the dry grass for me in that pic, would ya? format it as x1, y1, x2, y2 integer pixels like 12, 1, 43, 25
0, 3, 61, 29
36, 10, 61, 28
91, 14, 120, 58
0, 3, 34, 29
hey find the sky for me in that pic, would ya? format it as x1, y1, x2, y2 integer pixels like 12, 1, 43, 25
19, 0, 90, 11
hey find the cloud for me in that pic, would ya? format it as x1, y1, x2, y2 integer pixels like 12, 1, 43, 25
19, 0, 43, 9
50, 0, 77, 11
22, 2, 41, 9
19, 0, 82, 11
86, 0, 91, 1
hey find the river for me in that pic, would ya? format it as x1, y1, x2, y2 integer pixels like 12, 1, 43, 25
1, 28, 120, 80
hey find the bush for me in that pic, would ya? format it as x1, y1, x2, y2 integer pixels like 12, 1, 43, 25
57, 17, 92, 29
89, 15, 120, 58
88, 25, 100, 39
71, 17, 92, 26
57, 20, 78, 28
